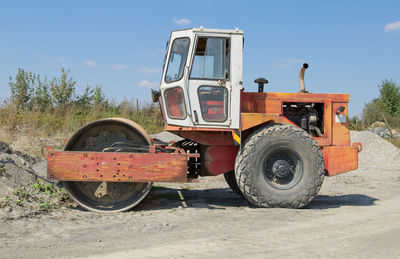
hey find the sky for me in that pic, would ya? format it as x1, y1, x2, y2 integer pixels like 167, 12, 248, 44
0, 0, 399, 117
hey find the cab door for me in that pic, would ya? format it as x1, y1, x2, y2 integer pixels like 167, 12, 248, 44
187, 36, 232, 127
160, 30, 194, 127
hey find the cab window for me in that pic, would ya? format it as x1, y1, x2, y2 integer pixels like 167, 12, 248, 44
165, 38, 190, 83
198, 86, 228, 122
190, 37, 230, 80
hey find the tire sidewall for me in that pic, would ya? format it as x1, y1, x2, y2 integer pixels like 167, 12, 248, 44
236, 124, 324, 207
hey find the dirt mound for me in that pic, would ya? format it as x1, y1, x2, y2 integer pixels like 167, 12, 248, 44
0, 140, 39, 164
0, 141, 71, 219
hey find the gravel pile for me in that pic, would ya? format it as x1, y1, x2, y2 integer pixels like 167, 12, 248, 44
350, 131, 400, 170
369, 127, 400, 139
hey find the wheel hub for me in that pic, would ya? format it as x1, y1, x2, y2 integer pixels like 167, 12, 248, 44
272, 160, 292, 178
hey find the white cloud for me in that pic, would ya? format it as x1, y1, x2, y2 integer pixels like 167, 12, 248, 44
384, 21, 400, 32
110, 64, 132, 70
140, 67, 160, 73
57, 57, 65, 62
279, 59, 305, 68
84, 60, 97, 67
138, 80, 158, 88
173, 17, 191, 25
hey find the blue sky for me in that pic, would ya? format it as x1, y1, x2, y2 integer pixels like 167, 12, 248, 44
0, 0, 399, 116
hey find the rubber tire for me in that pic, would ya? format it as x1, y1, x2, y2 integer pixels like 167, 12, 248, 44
235, 124, 325, 208
223, 171, 243, 196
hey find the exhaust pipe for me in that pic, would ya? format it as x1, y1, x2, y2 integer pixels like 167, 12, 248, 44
299, 63, 309, 93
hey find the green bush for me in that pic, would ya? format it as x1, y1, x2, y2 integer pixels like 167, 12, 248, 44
379, 79, 400, 117
349, 116, 363, 131
362, 79, 400, 129
9, 68, 36, 110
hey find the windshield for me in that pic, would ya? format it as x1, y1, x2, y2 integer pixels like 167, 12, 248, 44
190, 37, 230, 80
165, 38, 190, 83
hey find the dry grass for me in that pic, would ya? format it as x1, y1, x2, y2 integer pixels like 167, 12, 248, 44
0, 100, 164, 156
386, 138, 400, 149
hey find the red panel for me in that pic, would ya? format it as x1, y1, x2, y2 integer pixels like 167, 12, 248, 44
46, 150, 188, 182
202, 145, 239, 176
323, 145, 359, 176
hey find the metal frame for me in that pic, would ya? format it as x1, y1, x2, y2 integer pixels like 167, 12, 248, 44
44, 145, 199, 183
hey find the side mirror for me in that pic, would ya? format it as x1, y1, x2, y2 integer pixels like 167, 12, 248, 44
336, 106, 345, 114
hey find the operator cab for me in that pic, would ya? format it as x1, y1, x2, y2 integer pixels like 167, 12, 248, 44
159, 27, 243, 129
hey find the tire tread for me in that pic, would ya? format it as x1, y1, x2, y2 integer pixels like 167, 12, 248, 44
235, 124, 325, 208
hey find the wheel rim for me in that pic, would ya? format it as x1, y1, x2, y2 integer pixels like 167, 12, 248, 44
62, 120, 152, 212
261, 147, 304, 190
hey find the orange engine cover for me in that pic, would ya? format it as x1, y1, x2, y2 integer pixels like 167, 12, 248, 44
322, 143, 361, 176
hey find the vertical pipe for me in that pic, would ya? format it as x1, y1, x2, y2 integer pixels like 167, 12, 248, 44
299, 63, 309, 93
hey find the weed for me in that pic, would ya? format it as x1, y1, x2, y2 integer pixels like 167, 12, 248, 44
1, 196, 10, 207
13, 188, 28, 198
30, 181, 55, 195
40, 202, 53, 209
0, 164, 5, 176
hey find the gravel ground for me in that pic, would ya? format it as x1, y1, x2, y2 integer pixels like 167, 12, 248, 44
0, 131, 399, 258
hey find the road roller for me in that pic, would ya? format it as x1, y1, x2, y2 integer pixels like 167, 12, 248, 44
43, 28, 361, 212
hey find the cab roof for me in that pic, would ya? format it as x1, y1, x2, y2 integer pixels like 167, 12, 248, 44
172, 27, 244, 35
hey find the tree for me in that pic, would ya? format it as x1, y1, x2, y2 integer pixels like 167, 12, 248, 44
362, 99, 382, 127
9, 69, 36, 110
75, 86, 94, 107
362, 79, 400, 128
75, 85, 106, 107
378, 79, 400, 117
33, 75, 51, 110
49, 68, 76, 107
92, 86, 105, 106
